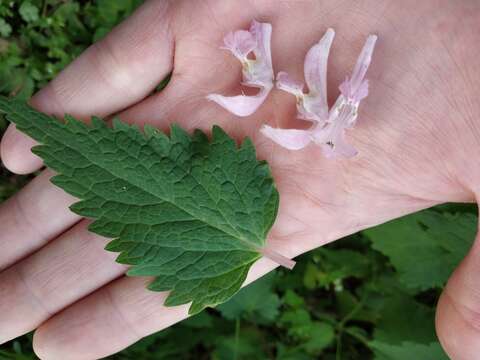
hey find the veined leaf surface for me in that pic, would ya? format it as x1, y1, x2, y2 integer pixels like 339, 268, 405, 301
0, 97, 280, 314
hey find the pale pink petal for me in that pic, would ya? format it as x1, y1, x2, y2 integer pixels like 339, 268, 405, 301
243, 21, 274, 86
355, 80, 369, 101
207, 86, 272, 117
242, 63, 273, 88
329, 134, 358, 158
311, 114, 358, 158
276, 72, 325, 123
276, 71, 304, 96
300, 97, 328, 123
303, 28, 335, 120
222, 30, 257, 61
340, 35, 377, 102
339, 77, 370, 103
350, 35, 377, 92
338, 78, 352, 100
260, 125, 312, 150
277, 29, 334, 123
250, 20, 273, 70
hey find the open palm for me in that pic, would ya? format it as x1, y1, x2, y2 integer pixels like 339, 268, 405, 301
1, 1, 479, 359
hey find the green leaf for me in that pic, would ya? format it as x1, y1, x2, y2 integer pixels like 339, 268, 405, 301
217, 273, 280, 324
213, 329, 266, 360
0, 97, 280, 315
283, 289, 305, 308
19, 1, 39, 23
370, 341, 449, 360
304, 248, 369, 289
0, 18, 12, 37
373, 292, 437, 345
302, 322, 335, 355
364, 209, 475, 291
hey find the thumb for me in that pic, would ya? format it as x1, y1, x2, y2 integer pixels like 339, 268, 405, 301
436, 220, 480, 360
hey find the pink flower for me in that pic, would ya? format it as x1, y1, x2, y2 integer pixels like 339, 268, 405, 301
262, 31, 378, 158
276, 28, 335, 124
207, 20, 274, 117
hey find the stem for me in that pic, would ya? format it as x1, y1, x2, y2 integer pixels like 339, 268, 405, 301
344, 327, 370, 347
233, 318, 241, 360
259, 246, 296, 270
336, 332, 343, 360
336, 292, 368, 360
42, 0, 49, 17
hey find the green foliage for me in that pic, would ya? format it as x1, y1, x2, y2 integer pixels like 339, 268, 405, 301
0, 0, 143, 99
370, 341, 449, 360
364, 211, 475, 291
217, 273, 281, 324
0, 1, 478, 359
0, 97, 279, 314
19, 2, 39, 23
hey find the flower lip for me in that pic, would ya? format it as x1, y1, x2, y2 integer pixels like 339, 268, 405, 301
207, 20, 274, 117
207, 86, 272, 118
260, 125, 313, 151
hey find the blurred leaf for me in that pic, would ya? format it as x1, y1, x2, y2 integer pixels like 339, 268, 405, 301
280, 308, 312, 339
218, 273, 280, 324
302, 322, 335, 355
19, 1, 39, 23
276, 344, 312, 360
336, 290, 378, 323
373, 292, 437, 345
304, 248, 369, 289
364, 209, 475, 291
370, 341, 448, 360
182, 312, 214, 328
416, 211, 476, 266
283, 289, 305, 308
0, 18, 11, 37
213, 328, 266, 360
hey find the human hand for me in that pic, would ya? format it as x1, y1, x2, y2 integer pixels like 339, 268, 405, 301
0, 1, 479, 359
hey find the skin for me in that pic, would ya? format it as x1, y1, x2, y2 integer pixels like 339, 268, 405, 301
0, 0, 479, 358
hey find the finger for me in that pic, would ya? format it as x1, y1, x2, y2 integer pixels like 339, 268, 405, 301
32, 255, 285, 360
436, 223, 480, 359
0, 0, 175, 175
0, 170, 79, 271
0, 220, 126, 344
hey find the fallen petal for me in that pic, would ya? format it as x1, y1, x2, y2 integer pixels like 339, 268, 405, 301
303, 28, 335, 120
261, 125, 312, 150
276, 28, 334, 123
350, 35, 377, 92
340, 35, 377, 102
207, 86, 272, 117
208, 20, 274, 117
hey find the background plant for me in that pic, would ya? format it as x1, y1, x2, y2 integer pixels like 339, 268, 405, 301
0, 1, 475, 359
